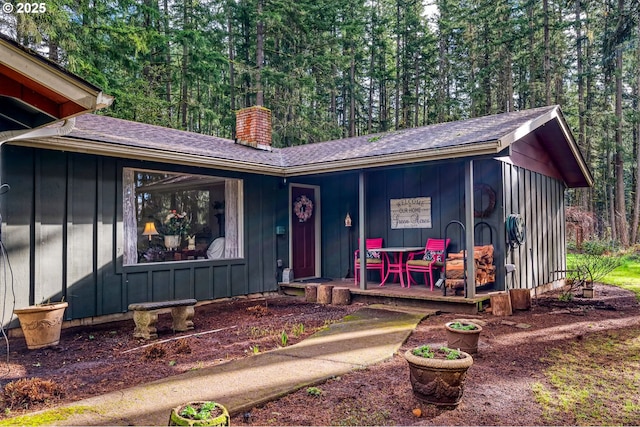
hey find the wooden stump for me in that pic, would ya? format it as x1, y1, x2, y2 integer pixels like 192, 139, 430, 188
509, 288, 531, 310
305, 285, 318, 303
317, 285, 334, 305
332, 287, 351, 305
489, 292, 512, 316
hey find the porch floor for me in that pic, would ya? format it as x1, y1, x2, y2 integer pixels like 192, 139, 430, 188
279, 278, 494, 314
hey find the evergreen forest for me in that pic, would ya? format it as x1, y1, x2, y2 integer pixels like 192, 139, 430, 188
1, 0, 640, 245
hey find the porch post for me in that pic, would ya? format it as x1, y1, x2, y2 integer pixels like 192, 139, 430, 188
358, 171, 367, 290
464, 160, 476, 298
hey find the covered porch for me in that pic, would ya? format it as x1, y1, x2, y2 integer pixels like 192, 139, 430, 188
279, 279, 493, 314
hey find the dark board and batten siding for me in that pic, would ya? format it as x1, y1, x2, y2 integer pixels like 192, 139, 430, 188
1, 145, 280, 325
502, 162, 566, 289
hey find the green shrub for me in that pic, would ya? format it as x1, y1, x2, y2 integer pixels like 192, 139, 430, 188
581, 240, 619, 255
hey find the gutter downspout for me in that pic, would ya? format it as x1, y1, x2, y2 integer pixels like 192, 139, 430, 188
0, 117, 76, 145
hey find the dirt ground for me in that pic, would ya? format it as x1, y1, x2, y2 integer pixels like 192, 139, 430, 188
1, 283, 639, 426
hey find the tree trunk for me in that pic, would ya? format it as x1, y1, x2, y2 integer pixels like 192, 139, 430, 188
395, 0, 401, 129
349, 44, 356, 137
543, 0, 551, 106
332, 287, 351, 305
528, 3, 536, 108
317, 285, 334, 305
584, 4, 595, 213
256, 0, 264, 107
575, 0, 590, 212
305, 285, 317, 303
632, 21, 640, 243
614, 0, 628, 247
180, 6, 189, 130
164, 0, 172, 121
228, 1, 236, 139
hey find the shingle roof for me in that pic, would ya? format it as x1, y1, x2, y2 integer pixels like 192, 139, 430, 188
69, 114, 286, 167
69, 105, 552, 167
281, 106, 556, 167
40, 104, 589, 186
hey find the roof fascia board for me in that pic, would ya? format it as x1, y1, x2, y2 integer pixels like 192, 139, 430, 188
0, 42, 114, 111
497, 107, 557, 148
549, 107, 595, 187
284, 142, 500, 176
9, 137, 286, 177
497, 106, 593, 188
12, 135, 499, 177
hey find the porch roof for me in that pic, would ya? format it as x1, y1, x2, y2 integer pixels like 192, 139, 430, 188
13, 104, 592, 188
0, 34, 113, 133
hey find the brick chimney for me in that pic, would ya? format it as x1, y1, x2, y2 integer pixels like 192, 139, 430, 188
235, 106, 272, 151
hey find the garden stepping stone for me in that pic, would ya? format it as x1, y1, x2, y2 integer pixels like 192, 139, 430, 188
515, 323, 532, 329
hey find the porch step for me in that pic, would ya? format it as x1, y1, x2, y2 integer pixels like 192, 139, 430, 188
279, 280, 490, 314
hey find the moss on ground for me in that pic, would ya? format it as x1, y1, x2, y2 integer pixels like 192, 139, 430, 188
0, 406, 93, 426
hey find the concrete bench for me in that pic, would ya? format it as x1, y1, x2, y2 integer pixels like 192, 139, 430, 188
128, 299, 197, 340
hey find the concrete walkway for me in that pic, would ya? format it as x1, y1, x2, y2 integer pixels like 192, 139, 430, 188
8, 305, 433, 426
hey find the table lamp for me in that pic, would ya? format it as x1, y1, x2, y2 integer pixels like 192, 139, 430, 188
142, 221, 159, 241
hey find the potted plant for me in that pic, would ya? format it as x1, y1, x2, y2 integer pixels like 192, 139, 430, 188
404, 345, 473, 407
445, 320, 483, 354
162, 210, 191, 250
13, 300, 68, 350
169, 401, 230, 426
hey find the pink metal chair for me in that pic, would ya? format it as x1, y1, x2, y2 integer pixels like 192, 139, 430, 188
405, 238, 450, 290
354, 238, 388, 286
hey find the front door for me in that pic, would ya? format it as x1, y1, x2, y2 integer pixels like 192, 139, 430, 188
291, 185, 317, 279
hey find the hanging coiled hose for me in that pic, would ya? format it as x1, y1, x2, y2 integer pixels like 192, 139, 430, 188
506, 214, 526, 248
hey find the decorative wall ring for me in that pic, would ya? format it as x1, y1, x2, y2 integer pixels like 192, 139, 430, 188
473, 184, 496, 218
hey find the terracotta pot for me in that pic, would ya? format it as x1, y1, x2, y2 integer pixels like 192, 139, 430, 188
445, 321, 482, 354
404, 347, 473, 407
169, 401, 229, 426
13, 302, 68, 350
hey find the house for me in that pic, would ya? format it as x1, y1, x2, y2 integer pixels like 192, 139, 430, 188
1, 34, 592, 330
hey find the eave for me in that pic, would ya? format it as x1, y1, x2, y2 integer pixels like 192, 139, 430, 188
12, 136, 288, 177
283, 141, 501, 176
10, 134, 501, 179
0, 34, 113, 132
497, 106, 593, 188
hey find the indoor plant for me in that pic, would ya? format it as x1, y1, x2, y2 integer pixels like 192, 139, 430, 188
162, 210, 191, 250
445, 320, 483, 354
13, 300, 68, 349
404, 344, 473, 407
169, 401, 229, 426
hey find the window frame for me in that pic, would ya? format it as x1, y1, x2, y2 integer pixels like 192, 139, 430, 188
122, 167, 244, 266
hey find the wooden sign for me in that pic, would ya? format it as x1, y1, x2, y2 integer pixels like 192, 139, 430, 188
390, 197, 432, 229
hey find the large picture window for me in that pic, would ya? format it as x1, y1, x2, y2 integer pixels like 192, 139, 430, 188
123, 168, 243, 265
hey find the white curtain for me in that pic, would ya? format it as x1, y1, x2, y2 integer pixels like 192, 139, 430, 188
123, 169, 137, 264
224, 179, 240, 258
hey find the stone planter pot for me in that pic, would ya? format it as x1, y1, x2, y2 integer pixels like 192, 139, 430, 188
13, 302, 68, 350
445, 321, 482, 354
169, 401, 229, 426
404, 347, 473, 407
164, 235, 181, 250
582, 287, 594, 298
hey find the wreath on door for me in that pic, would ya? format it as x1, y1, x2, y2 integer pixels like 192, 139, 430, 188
294, 195, 314, 222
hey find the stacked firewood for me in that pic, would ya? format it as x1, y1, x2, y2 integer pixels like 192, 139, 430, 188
444, 245, 495, 291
